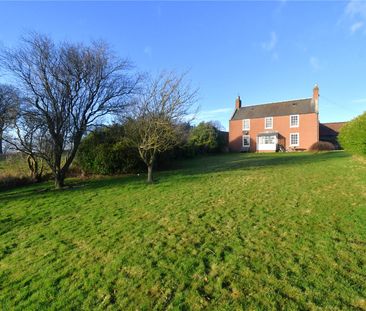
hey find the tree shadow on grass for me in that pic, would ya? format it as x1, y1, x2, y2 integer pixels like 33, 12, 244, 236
161, 151, 350, 179
0, 174, 142, 203
0, 151, 350, 202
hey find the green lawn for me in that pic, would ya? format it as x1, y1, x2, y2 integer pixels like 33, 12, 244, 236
1, 152, 366, 310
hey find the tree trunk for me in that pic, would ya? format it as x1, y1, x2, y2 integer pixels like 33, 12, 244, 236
54, 172, 65, 189
53, 143, 65, 189
0, 128, 3, 155
147, 165, 153, 183
52, 131, 83, 189
27, 155, 44, 183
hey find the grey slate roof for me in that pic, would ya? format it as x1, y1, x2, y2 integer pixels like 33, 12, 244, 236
231, 98, 315, 120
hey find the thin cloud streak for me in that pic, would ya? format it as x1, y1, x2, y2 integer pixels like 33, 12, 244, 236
143, 46, 152, 57
350, 21, 363, 33
309, 56, 320, 71
352, 98, 366, 103
346, 0, 366, 18
261, 31, 277, 51
186, 107, 233, 123
345, 0, 366, 33
202, 108, 232, 114
261, 31, 279, 61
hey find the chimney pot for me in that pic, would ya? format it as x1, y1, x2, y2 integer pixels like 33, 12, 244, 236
313, 84, 319, 113
235, 96, 242, 109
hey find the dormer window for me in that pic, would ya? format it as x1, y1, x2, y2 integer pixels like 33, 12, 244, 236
290, 115, 299, 128
243, 119, 250, 130
265, 117, 273, 129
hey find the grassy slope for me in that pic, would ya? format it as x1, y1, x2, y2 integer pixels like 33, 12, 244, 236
1, 152, 366, 310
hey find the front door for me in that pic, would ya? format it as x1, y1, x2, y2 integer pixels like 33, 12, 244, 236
242, 135, 250, 151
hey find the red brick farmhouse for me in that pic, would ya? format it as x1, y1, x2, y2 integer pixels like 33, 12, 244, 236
229, 85, 345, 152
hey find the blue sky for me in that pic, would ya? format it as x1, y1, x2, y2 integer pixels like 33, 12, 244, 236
0, 1, 366, 129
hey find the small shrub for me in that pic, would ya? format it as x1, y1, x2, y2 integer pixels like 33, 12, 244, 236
309, 141, 335, 152
338, 112, 366, 157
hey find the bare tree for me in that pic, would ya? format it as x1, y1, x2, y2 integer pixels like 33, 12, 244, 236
4, 110, 46, 182
126, 72, 198, 183
1, 33, 140, 188
0, 84, 19, 154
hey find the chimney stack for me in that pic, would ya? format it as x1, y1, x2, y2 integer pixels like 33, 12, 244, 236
235, 96, 242, 109
312, 84, 319, 113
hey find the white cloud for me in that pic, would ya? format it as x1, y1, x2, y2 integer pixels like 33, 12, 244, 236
346, 0, 366, 18
262, 31, 278, 51
261, 32, 279, 60
309, 56, 320, 71
345, 0, 366, 33
350, 21, 364, 33
273, 0, 287, 18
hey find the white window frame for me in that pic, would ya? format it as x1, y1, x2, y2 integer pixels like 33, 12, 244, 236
290, 133, 300, 147
258, 135, 276, 145
265, 117, 273, 129
243, 119, 250, 130
242, 135, 250, 147
290, 114, 299, 128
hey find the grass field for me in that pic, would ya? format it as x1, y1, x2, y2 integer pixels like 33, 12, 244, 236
0, 154, 35, 189
0, 155, 29, 177
1, 152, 366, 310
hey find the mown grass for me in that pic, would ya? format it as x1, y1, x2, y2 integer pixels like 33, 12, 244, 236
1, 152, 366, 310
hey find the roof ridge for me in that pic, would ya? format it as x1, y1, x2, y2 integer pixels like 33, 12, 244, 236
240, 97, 312, 109
231, 97, 315, 120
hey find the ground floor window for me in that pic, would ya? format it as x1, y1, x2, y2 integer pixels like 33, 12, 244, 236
290, 133, 299, 146
242, 135, 250, 147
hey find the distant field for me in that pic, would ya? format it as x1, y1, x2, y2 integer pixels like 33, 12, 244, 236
1, 152, 366, 310
0, 154, 53, 189
0, 154, 32, 187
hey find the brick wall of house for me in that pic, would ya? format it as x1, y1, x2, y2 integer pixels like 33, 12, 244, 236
229, 119, 244, 151
229, 113, 319, 152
